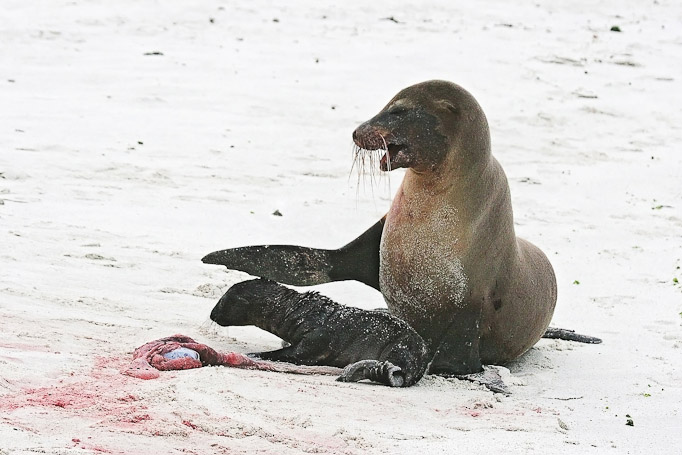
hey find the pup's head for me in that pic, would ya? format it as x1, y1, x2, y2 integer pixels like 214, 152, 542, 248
210, 278, 280, 326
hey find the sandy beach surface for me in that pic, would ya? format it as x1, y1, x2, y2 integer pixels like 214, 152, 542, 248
1, 1, 681, 453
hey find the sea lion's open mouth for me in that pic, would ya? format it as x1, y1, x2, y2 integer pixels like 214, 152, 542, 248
352, 125, 410, 171
380, 143, 407, 171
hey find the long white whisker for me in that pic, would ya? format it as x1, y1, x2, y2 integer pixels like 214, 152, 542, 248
378, 134, 392, 195
350, 137, 392, 206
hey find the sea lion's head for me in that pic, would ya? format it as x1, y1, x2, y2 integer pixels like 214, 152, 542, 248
352, 80, 490, 173
210, 278, 280, 326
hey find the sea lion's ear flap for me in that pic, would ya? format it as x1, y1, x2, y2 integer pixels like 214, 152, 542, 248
435, 100, 459, 115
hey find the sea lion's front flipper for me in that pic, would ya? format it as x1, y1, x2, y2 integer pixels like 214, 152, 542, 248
249, 333, 332, 365
428, 309, 483, 376
202, 217, 385, 290
202, 245, 335, 286
248, 346, 309, 364
337, 360, 406, 387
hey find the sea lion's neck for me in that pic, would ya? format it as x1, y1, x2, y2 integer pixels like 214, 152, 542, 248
399, 155, 497, 224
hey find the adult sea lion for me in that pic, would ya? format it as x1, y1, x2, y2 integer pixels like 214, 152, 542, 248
203, 80, 600, 381
210, 278, 430, 387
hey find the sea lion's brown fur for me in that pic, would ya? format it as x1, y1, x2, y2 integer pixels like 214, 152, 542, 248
353, 81, 557, 373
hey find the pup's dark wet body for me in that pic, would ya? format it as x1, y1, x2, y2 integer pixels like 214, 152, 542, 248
211, 279, 430, 387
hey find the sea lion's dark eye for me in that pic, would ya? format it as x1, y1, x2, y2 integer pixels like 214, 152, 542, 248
388, 106, 408, 116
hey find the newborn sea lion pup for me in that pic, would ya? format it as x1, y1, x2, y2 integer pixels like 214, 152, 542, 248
210, 278, 430, 387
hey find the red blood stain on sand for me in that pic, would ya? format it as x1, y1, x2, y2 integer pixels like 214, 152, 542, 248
182, 420, 199, 430
0, 356, 150, 420
0, 356, 167, 453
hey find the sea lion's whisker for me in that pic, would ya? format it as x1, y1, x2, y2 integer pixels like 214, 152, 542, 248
377, 133, 392, 195
349, 143, 358, 176
350, 143, 370, 197
349, 143, 361, 181
350, 136, 393, 200
379, 135, 392, 173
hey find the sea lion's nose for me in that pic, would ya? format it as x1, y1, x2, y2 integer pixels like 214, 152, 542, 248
352, 123, 368, 148
353, 122, 388, 150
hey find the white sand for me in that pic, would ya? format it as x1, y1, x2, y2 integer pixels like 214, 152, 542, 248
1, 1, 681, 453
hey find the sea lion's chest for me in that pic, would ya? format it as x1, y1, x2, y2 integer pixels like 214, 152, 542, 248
378, 188, 468, 331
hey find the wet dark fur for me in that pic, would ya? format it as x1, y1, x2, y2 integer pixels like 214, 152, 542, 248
210, 278, 430, 386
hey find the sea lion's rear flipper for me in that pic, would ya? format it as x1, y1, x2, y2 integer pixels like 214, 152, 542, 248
202, 217, 385, 290
457, 366, 511, 394
337, 360, 406, 387
542, 327, 602, 344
